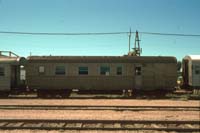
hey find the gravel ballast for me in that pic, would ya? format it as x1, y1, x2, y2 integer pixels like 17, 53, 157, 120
0, 99, 199, 107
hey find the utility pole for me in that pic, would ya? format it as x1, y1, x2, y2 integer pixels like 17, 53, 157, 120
133, 30, 141, 56
128, 28, 131, 53
128, 30, 142, 56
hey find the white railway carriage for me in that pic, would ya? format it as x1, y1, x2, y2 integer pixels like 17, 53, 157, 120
182, 55, 200, 88
0, 51, 26, 96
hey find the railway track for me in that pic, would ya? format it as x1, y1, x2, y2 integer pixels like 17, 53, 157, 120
0, 105, 199, 111
0, 119, 199, 132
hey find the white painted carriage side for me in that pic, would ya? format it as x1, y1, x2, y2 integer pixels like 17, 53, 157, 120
192, 61, 200, 86
183, 55, 200, 87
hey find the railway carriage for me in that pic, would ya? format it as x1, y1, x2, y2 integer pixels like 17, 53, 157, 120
26, 55, 177, 97
182, 55, 200, 88
0, 51, 26, 96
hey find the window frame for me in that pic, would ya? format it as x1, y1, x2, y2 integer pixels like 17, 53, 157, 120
38, 66, 45, 74
116, 66, 122, 75
100, 66, 110, 75
195, 70, 200, 75
195, 65, 200, 75
79, 66, 88, 75
135, 66, 142, 76
0, 66, 5, 76
55, 66, 66, 75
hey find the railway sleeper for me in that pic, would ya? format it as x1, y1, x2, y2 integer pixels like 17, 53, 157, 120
0, 121, 199, 132
0, 120, 200, 132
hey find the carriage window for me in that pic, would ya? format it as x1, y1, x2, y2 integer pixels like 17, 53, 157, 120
116, 66, 122, 75
195, 65, 200, 75
135, 67, 141, 75
195, 70, 200, 75
39, 66, 45, 73
0, 67, 5, 76
20, 66, 26, 80
55, 66, 65, 75
100, 66, 110, 75
79, 67, 88, 75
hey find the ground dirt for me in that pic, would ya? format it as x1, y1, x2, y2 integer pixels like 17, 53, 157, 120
0, 99, 199, 107
0, 99, 199, 133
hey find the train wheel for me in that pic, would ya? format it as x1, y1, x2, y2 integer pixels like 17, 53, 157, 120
0, 92, 9, 98
37, 89, 48, 98
61, 90, 72, 98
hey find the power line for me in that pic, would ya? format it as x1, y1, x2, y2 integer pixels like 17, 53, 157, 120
0, 31, 128, 35
140, 32, 200, 37
0, 30, 200, 37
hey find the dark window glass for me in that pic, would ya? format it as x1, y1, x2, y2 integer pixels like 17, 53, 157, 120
100, 66, 110, 75
117, 66, 122, 75
195, 65, 200, 75
0, 67, 4, 76
55, 66, 65, 75
195, 70, 200, 75
135, 67, 141, 75
79, 67, 88, 75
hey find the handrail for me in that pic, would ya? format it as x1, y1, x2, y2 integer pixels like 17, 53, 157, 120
0, 51, 19, 57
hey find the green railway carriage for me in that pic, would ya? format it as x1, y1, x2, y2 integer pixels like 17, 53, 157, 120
26, 55, 177, 97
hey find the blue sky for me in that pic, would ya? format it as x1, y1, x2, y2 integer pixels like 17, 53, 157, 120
0, 0, 200, 60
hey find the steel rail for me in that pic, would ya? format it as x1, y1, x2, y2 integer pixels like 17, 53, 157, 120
0, 105, 199, 111
0, 119, 199, 132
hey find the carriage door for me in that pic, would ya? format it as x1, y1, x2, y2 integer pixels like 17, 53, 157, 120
135, 65, 142, 89
11, 65, 18, 88
183, 60, 189, 86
